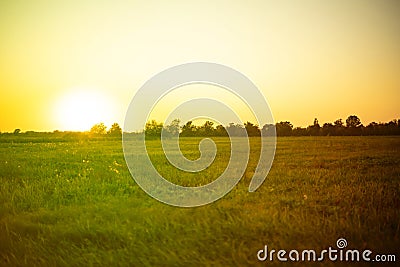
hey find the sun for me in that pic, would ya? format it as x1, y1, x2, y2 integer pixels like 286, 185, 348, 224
55, 88, 117, 131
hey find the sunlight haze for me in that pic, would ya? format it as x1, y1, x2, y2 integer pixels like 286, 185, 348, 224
0, 0, 399, 132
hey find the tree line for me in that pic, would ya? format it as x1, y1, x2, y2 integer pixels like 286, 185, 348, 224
3, 115, 399, 138
3, 123, 123, 138
275, 116, 400, 136
144, 115, 400, 137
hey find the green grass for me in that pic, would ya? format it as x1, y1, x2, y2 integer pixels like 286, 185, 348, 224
0, 136, 399, 266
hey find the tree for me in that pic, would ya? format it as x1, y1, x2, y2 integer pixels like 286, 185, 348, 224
165, 119, 180, 136
292, 127, 307, 136
385, 119, 400, 135
261, 124, 275, 136
365, 122, 379, 135
198, 121, 215, 136
215, 124, 228, 136
226, 123, 246, 136
333, 119, 345, 135
322, 123, 334, 136
13, 129, 21, 135
345, 115, 362, 135
90, 123, 107, 135
181, 121, 196, 137
346, 115, 361, 128
364, 120, 400, 136
307, 118, 321, 136
275, 121, 293, 136
244, 121, 260, 136
108, 123, 122, 136
145, 120, 163, 138
334, 119, 344, 127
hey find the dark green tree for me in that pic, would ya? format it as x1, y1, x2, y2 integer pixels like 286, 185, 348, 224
244, 121, 260, 137
226, 123, 246, 136
145, 120, 163, 138
346, 115, 361, 128
346, 115, 362, 135
275, 121, 293, 136
261, 124, 275, 136
108, 123, 122, 136
181, 121, 196, 137
307, 118, 321, 136
165, 119, 181, 136
215, 124, 228, 136
198, 121, 214, 136
333, 119, 345, 135
322, 123, 334, 136
90, 123, 107, 135
292, 127, 307, 136
334, 119, 344, 127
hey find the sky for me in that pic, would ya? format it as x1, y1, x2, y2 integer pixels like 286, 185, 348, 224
0, 0, 399, 132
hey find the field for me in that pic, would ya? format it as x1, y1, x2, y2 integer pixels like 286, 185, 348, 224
0, 136, 399, 266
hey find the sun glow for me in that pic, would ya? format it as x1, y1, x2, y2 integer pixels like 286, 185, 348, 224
55, 88, 117, 131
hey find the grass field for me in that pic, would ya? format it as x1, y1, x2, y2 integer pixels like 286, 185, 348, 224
0, 136, 399, 266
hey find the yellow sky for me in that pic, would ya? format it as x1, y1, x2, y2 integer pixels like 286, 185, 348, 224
0, 0, 399, 132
